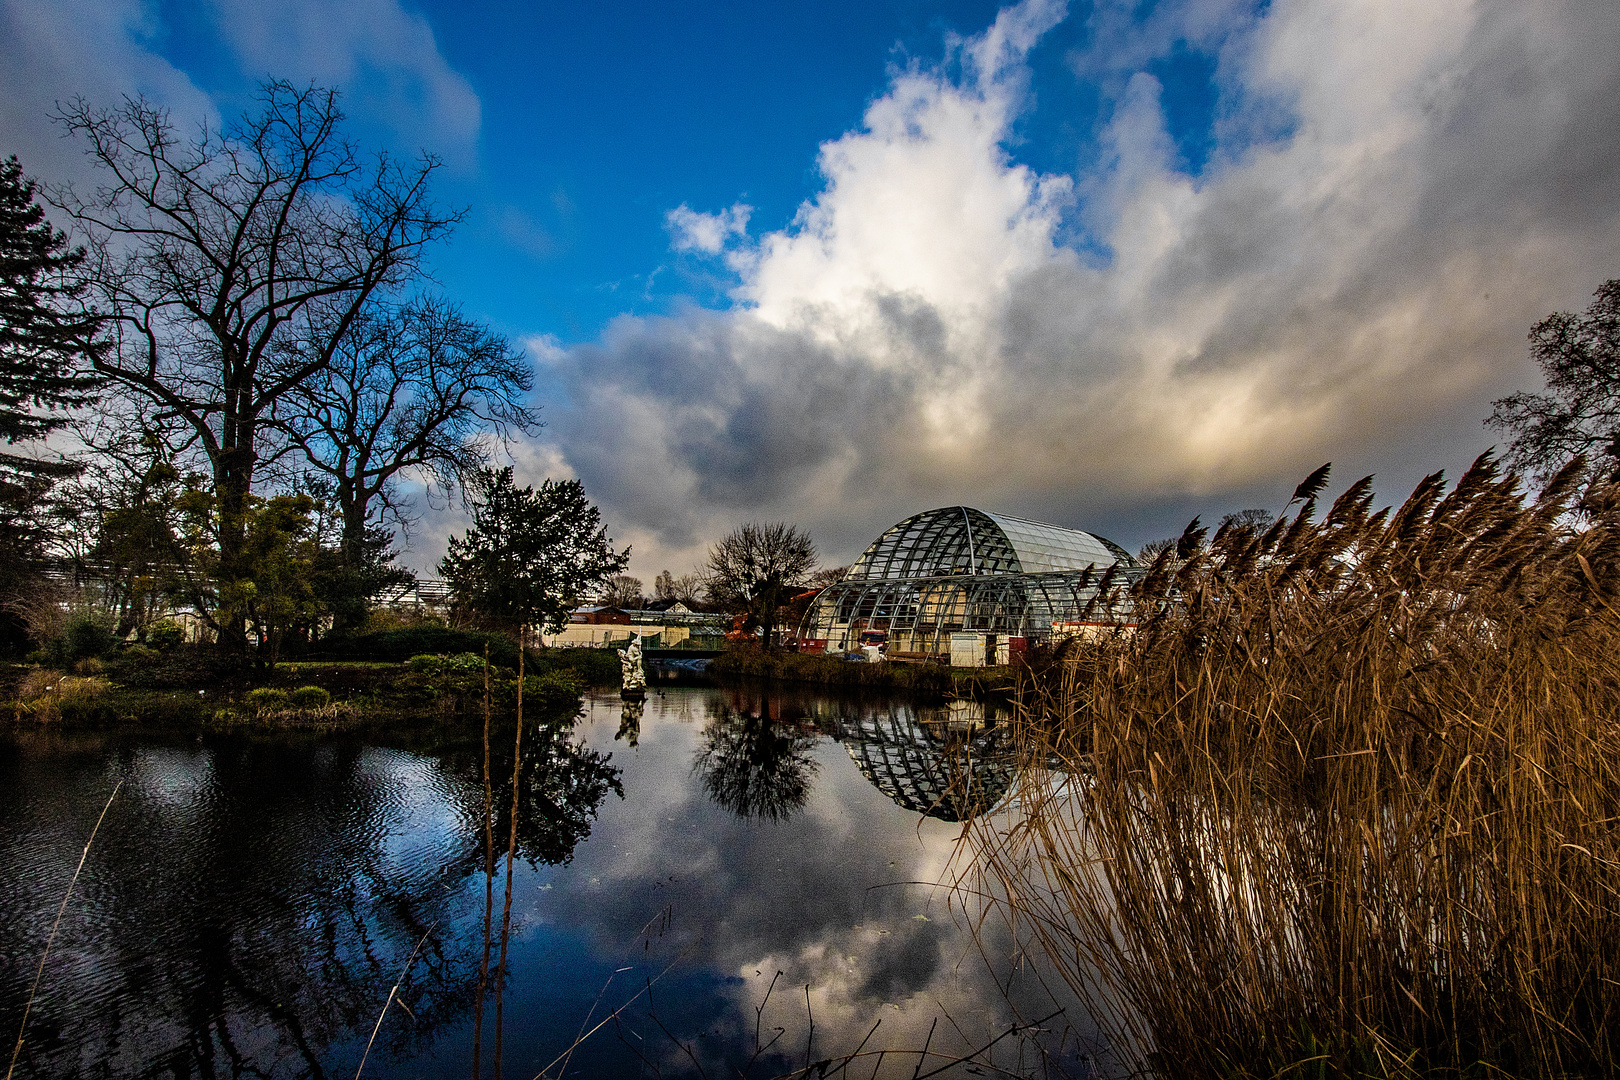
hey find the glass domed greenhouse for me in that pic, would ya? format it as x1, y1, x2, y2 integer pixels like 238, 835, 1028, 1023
798, 506, 1141, 658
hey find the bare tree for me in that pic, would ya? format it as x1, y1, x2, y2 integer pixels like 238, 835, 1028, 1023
600, 575, 644, 609
1488, 278, 1620, 486
705, 522, 817, 649
270, 294, 537, 561
53, 81, 457, 648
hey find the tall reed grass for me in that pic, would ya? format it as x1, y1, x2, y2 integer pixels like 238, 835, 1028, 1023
971, 454, 1620, 1078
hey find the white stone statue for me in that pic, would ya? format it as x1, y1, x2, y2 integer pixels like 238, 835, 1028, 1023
620, 634, 646, 695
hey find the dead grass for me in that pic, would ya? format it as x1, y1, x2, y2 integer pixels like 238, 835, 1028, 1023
11, 670, 112, 722
970, 454, 1620, 1078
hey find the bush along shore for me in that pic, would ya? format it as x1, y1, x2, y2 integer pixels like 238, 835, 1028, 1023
2, 630, 622, 730
709, 644, 957, 692
969, 455, 1620, 1080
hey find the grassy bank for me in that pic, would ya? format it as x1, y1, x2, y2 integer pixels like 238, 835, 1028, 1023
2, 644, 622, 731
971, 456, 1620, 1079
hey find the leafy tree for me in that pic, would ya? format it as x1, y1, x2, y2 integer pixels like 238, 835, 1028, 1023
705, 522, 817, 649
270, 295, 538, 573
75, 432, 188, 637
53, 82, 457, 650
439, 468, 629, 633
178, 489, 327, 667
1488, 279, 1620, 485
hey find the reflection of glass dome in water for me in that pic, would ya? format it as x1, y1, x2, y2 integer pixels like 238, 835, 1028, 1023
830, 703, 1018, 823
801, 506, 1140, 654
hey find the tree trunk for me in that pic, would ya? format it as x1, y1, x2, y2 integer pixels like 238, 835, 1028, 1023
214, 408, 256, 654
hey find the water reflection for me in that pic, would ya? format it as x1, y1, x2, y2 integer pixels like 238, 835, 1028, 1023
433, 719, 624, 870
694, 688, 1018, 824
0, 712, 623, 1079
829, 698, 1018, 823
615, 698, 642, 747
1, 689, 1084, 1080
693, 690, 820, 821
0, 734, 481, 1079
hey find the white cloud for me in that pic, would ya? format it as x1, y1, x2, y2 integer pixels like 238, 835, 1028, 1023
542, 0, 1620, 578
0, 0, 215, 186
666, 201, 753, 254
0, 0, 481, 186
205, 0, 481, 166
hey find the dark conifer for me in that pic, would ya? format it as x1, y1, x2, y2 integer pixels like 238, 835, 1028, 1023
0, 154, 101, 459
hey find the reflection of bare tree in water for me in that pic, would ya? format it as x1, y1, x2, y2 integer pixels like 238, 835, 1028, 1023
694, 691, 820, 822
2, 740, 477, 1079
1, 714, 623, 1080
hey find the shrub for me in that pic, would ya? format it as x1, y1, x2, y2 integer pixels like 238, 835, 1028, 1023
317, 627, 518, 667
32, 609, 119, 667
63, 610, 117, 660
288, 685, 331, 708
525, 646, 622, 687
106, 643, 244, 690
147, 620, 185, 649
244, 687, 290, 710
709, 646, 952, 691
406, 652, 487, 676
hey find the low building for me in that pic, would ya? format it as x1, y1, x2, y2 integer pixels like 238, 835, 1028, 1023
570, 606, 633, 625
540, 604, 729, 649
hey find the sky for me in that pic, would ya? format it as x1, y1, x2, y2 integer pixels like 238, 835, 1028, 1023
4, 0, 1620, 580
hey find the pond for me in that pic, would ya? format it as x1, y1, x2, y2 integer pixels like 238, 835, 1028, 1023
0, 684, 1097, 1079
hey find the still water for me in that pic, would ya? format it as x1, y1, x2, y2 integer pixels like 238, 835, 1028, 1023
1, 685, 1093, 1079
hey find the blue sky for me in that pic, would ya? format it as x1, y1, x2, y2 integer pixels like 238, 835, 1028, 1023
128, 0, 1228, 344
4, 0, 1620, 577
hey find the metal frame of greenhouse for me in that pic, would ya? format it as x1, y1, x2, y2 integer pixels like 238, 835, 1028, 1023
799, 506, 1142, 655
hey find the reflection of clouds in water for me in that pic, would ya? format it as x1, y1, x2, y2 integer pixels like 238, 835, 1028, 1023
354, 747, 475, 882
125, 746, 214, 813
559, 689, 1092, 1072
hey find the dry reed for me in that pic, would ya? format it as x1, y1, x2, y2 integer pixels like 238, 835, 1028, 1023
11, 670, 111, 721
971, 453, 1620, 1078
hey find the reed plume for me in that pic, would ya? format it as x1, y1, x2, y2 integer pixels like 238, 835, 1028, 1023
973, 453, 1620, 1077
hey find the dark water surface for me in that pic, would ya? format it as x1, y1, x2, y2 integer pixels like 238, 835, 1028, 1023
1, 685, 1092, 1078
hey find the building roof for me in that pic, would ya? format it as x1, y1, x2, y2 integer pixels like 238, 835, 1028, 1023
842, 506, 1134, 581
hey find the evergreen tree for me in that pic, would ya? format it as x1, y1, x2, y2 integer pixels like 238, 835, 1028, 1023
0, 154, 102, 653
0, 154, 101, 456
440, 468, 628, 633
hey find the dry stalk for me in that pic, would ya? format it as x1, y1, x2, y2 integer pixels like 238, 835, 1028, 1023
973, 455, 1620, 1078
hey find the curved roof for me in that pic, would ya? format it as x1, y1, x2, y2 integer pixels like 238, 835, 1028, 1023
835, 707, 1017, 822
843, 506, 1134, 581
